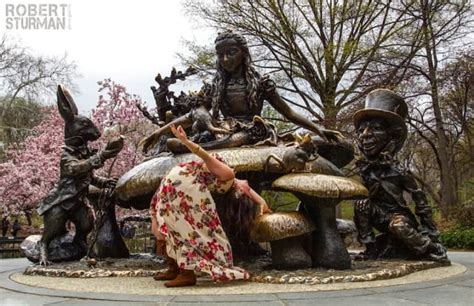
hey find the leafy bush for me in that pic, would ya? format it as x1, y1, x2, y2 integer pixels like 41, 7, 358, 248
440, 228, 474, 249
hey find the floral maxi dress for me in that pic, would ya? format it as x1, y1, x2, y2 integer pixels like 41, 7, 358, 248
151, 159, 250, 282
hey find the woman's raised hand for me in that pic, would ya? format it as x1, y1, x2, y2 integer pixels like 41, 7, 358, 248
248, 188, 272, 216
260, 202, 272, 216
170, 124, 188, 142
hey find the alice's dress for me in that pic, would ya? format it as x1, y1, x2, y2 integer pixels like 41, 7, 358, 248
150, 159, 250, 282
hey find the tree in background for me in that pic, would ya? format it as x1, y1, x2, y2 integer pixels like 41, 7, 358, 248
401, 0, 472, 217
92, 79, 149, 179
442, 54, 474, 205
404, 52, 473, 217
0, 97, 45, 160
0, 35, 78, 159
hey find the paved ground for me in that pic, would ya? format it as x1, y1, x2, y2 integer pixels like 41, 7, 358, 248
0, 251, 473, 305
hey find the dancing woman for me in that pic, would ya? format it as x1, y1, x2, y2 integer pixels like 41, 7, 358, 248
150, 124, 271, 287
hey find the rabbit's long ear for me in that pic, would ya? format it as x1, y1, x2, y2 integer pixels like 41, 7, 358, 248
57, 84, 78, 121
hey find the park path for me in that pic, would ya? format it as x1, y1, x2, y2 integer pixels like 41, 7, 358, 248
0, 252, 473, 305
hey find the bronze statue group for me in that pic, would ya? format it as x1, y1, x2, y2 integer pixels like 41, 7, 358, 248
35, 31, 448, 288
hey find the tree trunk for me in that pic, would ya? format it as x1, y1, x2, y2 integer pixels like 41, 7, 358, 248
433, 102, 457, 217
322, 95, 339, 130
323, 95, 344, 219
421, 3, 458, 217
24, 209, 32, 226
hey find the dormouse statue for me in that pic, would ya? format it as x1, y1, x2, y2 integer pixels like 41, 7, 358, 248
265, 134, 318, 173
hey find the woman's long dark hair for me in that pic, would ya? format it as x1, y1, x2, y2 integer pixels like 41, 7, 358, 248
215, 187, 257, 250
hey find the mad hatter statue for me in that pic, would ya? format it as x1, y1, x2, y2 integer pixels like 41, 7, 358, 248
353, 89, 448, 262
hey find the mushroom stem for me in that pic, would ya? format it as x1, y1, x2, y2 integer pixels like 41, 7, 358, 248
299, 195, 351, 270
270, 236, 312, 270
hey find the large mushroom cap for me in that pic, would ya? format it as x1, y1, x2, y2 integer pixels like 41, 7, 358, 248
272, 173, 368, 200
114, 146, 343, 209
250, 211, 315, 242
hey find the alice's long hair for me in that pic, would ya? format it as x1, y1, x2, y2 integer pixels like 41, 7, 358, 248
211, 31, 261, 119
215, 186, 257, 248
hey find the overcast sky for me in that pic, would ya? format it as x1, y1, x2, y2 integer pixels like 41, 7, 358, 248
1, 0, 213, 114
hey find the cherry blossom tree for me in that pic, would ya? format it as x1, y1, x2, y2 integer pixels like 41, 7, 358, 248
93, 79, 149, 179
0, 107, 63, 217
92, 79, 152, 219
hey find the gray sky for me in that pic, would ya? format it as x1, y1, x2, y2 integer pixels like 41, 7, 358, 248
1, 0, 213, 114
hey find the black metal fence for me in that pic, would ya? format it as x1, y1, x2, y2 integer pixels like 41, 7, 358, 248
0, 221, 155, 260
0, 237, 25, 259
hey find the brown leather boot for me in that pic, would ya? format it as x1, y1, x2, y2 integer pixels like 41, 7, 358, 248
154, 255, 179, 281
164, 269, 197, 287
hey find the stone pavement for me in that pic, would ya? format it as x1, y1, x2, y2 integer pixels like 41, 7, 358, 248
0, 251, 473, 305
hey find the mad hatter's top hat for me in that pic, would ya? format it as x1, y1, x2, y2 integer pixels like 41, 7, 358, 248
354, 89, 408, 128
353, 89, 408, 151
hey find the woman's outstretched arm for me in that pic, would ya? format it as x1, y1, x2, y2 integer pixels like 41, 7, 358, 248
170, 124, 234, 181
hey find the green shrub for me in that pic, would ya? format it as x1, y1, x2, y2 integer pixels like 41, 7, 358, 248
440, 228, 474, 249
